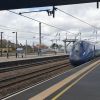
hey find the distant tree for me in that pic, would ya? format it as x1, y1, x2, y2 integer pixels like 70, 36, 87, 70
35, 44, 48, 49
50, 43, 59, 49
58, 44, 63, 50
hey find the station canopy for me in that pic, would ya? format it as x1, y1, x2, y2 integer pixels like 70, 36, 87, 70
0, 0, 98, 10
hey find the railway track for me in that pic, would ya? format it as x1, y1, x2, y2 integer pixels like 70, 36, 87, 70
0, 56, 68, 72
0, 55, 72, 99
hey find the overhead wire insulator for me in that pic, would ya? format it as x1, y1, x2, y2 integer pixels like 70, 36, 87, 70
46, 6, 57, 18
52, 6, 57, 18
97, 1, 99, 8
19, 12, 22, 15
47, 10, 50, 16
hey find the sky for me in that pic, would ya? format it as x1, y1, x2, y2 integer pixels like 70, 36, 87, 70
0, 2, 100, 47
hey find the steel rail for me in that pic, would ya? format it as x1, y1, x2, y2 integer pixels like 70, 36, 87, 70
0, 57, 68, 73
0, 60, 69, 87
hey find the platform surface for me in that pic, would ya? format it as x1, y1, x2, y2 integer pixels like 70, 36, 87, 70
0, 53, 64, 63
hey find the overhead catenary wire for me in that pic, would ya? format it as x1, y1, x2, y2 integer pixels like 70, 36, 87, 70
0, 26, 52, 37
0, 9, 96, 38
0, 9, 90, 41
8, 10, 64, 30
0, 22, 38, 33
8, 10, 75, 34
3, 8, 99, 44
0, 24, 42, 34
56, 8, 98, 30
0, 23, 53, 36
0, 25, 59, 42
0, 9, 92, 43
0, 8, 97, 38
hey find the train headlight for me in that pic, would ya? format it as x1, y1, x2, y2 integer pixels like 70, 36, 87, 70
83, 52, 86, 55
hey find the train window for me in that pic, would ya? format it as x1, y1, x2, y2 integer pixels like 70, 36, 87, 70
82, 41, 91, 53
72, 43, 80, 52
75, 44, 80, 51
82, 41, 88, 50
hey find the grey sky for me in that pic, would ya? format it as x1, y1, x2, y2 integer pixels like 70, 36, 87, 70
0, 2, 100, 46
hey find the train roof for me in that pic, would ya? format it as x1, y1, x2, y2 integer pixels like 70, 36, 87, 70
74, 40, 95, 45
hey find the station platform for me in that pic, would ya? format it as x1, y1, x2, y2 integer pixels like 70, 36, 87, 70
0, 53, 64, 63
2, 58, 100, 100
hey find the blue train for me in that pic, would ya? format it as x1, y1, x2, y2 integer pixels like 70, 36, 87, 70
69, 40, 100, 65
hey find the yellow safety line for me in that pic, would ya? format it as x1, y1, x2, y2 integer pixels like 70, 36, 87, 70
29, 60, 100, 100
52, 64, 97, 100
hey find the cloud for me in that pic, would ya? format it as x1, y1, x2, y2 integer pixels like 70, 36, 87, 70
0, 2, 100, 46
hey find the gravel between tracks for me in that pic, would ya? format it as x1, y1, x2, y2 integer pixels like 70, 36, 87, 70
0, 57, 72, 99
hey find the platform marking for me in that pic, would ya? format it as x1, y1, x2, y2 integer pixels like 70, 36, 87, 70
52, 63, 98, 100
29, 60, 100, 100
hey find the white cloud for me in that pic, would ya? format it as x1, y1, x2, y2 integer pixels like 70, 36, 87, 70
0, 3, 100, 46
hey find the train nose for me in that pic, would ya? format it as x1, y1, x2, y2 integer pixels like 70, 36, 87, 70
70, 53, 80, 61
73, 55, 80, 61
70, 54, 82, 65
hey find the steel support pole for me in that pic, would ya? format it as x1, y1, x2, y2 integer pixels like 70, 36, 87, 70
39, 22, 41, 56
63, 40, 67, 54
16, 32, 18, 58
0, 32, 3, 57
7, 40, 9, 58
25, 40, 27, 56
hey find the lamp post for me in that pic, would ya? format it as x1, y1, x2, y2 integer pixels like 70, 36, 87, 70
7, 39, 9, 58
12, 32, 18, 58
